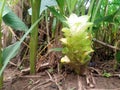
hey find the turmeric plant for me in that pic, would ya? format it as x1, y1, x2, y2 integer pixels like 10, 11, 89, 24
60, 14, 93, 75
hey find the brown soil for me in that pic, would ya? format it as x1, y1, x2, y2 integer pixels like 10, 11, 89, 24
3, 65, 120, 90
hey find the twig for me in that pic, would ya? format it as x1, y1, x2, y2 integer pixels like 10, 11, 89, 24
9, 61, 17, 67
92, 38, 120, 50
19, 75, 41, 78
8, 26, 30, 48
46, 71, 63, 90
21, 62, 50, 74
77, 75, 85, 90
31, 79, 51, 90
86, 70, 96, 88
53, 74, 63, 90
89, 67, 102, 75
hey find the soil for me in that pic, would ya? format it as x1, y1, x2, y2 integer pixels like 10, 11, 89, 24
3, 63, 120, 90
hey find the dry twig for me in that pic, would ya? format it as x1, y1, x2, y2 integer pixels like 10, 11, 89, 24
93, 38, 120, 50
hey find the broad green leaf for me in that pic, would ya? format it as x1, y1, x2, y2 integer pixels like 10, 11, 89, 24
3, 42, 20, 61
3, 11, 28, 32
1, 42, 21, 76
0, 17, 43, 76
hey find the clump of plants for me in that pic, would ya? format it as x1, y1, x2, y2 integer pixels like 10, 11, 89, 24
60, 14, 93, 75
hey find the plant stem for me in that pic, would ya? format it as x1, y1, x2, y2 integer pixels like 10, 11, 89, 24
45, 10, 50, 43
88, 0, 95, 16
29, 0, 41, 74
0, 0, 6, 89
0, 31, 3, 89
89, 0, 102, 33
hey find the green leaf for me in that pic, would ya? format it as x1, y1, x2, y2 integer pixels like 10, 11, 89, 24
66, 0, 77, 14
47, 7, 67, 24
115, 51, 120, 63
102, 71, 111, 78
0, 17, 43, 76
48, 48, 63, 53
3, 42, 20, 61
1, 1, 28, 32
56, 0, 65, 14
3, 11, 28, 32
1, 42, 21, 76
94, 8, 120, 24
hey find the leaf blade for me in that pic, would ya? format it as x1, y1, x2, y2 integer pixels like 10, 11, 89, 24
3, 11, 28, 32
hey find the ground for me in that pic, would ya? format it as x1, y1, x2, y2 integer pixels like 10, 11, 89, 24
3, 62, 120, 90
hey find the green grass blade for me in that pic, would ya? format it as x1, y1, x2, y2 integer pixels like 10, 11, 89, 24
56, 0, 65, 14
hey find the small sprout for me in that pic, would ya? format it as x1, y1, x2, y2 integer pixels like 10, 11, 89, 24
18, 66, 24, 70
102, 71, 111, 78
48, 67, 54, 73
28, 79, 34, 85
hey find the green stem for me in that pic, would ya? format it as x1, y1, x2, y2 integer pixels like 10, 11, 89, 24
88, 0, 95, 16
89, 0, 102, 33
0, 0, 7, 89
29, 0, 41, 74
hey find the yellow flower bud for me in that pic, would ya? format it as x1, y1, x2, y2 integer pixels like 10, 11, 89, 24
61, 55, 70, 63
60, 38, 67, 44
